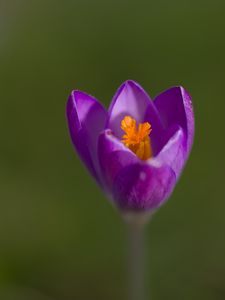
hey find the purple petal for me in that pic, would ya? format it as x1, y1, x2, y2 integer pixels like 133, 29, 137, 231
144, 104, 165, 155
66, 90, 107, 182
154, 86, 194, 153
98, 127, 183, 212
153, 125, 186, 178
112, 162, 176, 212
98, 129, 138, 190
107, 80, 163, 139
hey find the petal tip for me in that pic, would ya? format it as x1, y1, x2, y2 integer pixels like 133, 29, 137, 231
124, 79, 141, 88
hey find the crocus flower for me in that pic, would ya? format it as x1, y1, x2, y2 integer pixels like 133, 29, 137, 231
66, 80, 194, 213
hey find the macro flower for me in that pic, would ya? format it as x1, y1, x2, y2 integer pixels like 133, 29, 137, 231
66, 80, 194, 213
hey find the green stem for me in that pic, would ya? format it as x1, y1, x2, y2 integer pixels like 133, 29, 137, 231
127, 217, 147, 300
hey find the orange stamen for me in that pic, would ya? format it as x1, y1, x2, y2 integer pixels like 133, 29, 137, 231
121, 116, 152, 160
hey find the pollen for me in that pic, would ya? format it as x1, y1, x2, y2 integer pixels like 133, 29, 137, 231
121, 116, 152, 160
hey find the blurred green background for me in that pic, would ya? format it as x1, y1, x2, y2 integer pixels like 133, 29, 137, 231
1, 0, 225, 299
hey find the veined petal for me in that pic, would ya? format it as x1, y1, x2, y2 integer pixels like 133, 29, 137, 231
112, 162, 176, 212
154, 86, 194, 153
107, 80, 163, 140
66, 90, 107, 183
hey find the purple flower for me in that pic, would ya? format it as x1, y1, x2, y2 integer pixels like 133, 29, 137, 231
66, 80, 194, 213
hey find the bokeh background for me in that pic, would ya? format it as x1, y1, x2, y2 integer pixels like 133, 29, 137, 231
1, 0, 225, 299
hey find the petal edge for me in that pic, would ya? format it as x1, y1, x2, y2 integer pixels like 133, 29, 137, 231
66, 90, 107, 183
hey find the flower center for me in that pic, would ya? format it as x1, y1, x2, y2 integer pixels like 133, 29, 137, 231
121, 116, 152, 160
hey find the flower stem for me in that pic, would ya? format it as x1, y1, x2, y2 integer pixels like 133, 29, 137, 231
127, 216, 147, 300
